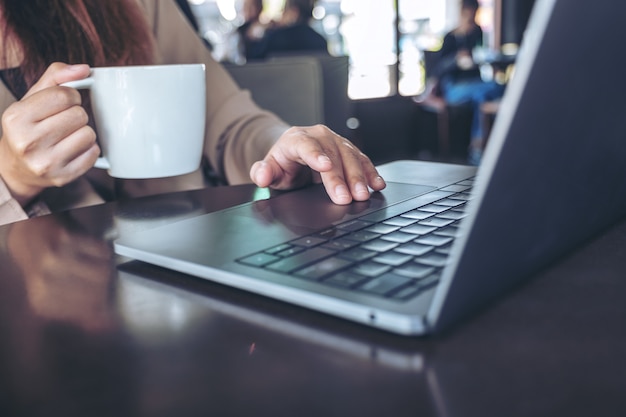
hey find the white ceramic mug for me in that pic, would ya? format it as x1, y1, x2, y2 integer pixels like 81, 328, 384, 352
63, 64, 206, 179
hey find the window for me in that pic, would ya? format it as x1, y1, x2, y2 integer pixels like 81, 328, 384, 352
187, 0, 494, 100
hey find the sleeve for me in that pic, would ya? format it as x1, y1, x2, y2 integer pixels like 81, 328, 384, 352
439, 32, 457, 59
144, 0, 290, 185
0, 180, 30, 226
0, 86, 30, 225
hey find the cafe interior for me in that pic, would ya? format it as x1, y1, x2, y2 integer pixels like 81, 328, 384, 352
3, 1, 626, 416
187, 0, 535, 165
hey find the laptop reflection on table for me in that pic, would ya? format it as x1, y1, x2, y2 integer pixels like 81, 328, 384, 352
116, 264, 447, 416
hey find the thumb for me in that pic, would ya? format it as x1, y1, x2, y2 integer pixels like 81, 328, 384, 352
22, 62, 91, 99
250, 159, 281, 188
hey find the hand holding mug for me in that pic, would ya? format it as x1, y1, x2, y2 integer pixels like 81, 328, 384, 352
0, 62, 206, 211
0, 63, 99, 206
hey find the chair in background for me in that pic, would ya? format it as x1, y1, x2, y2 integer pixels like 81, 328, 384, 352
227, 54, 355, 141
267, 54, 354, 141
480, 99, 501, 147
224, 57, 324, 127
298, 54, 353, 140
413, 50, 472, 160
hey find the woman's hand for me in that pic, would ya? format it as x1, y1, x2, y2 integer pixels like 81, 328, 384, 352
0, 62, 99, 207
249, 125, 386, 205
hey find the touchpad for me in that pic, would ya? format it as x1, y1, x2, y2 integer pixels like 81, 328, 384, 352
235, 182, 436, 233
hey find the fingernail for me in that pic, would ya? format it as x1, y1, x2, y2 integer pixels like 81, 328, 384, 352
251, 161, 264, 177
318, 154, 331, 165
335, 184, 351, 201
355, 182, 369, 196
68, 64, 87, 71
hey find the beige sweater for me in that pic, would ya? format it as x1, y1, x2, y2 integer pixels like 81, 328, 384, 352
0, 0, 288, 225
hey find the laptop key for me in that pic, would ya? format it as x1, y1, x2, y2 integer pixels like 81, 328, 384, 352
393, 263, 436, 279
394, 242, 434, 256
383, 216, 418, 227
401, 224, 437, 236
361, 239, 400, 253
434, 226, 459, 237
380, 231, 416, 244
414, 234, 453, 247
414, 252, 448, 268
435, 243, 453, 256
357, 272, 413, 297
338, 247, 377, 262
437, 210, 466, 220
276, 246, 306, 257
238, 252, 281, 267
373, 252, 413, 267
391, 274, 440, 300
264, 243, 293, 255
365, 223, 401, 234
291, 236, 328, 248
351, 261, 392, 277
322, 238, 360, 251
296, 256, 354, 280
266, 247, 336, 273
323, 271, 370, 288
312, 227, 349, 240
361, 190, 453, 222
401, 210, 435, 220
437, 198, 466, 207
418, 217, 455, 228
419, 204, 450, 213
449, 193, 471, 201
343, 230, 380, 243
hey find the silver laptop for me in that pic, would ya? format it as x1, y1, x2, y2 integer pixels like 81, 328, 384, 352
115, 0, 626, 335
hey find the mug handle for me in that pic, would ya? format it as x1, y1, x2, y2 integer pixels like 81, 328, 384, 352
61, 77, 109, 170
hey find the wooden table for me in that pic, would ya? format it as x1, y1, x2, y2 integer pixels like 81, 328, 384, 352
1, 160, 625, 417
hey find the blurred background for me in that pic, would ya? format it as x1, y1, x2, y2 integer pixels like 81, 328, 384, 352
185, 0, 535, 164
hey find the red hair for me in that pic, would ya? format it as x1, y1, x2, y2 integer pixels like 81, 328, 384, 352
1, 0, 156, 88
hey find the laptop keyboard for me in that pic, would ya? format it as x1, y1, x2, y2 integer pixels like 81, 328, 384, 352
237, 179, 474, 302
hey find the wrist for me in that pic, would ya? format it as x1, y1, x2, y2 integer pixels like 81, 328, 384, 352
0, 141, 42, 207
0, 174, 40, 208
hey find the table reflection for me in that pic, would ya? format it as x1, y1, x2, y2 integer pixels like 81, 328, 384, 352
114, 263, 443, 416
1, 214, 138, 416
7, 215, 117, 331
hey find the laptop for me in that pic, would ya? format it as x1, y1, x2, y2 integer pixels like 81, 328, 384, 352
115, 0, 626, 335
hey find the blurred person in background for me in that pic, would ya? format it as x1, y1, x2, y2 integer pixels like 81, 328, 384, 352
218, 0, 268, 63
248, 0, 328, 60
237, 0, 267, 60
421, 0, 505, 165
